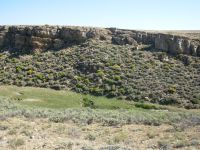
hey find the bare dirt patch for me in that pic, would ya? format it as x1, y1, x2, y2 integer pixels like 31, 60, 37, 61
23, 98, 43, 102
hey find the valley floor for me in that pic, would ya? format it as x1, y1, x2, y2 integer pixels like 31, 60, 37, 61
0, 86, 200, 150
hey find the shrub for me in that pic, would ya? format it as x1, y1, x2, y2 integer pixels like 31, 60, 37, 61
85, 133, 96, 141
82, 97, 95, 108
15, 67, 22, 73
114, 75, 121, 81
158, 52, 167, 61
131, 64, 136, 70
91, 87, 104, 96
51, 85, 62, 90
111, 64, 121, 70
9, 138, 25, 148
96, 70, 105, 77
168, 85, 177, 94
35, 73, 44, 80
105, 78, 116, 85
178, 54, 192, 66
158, 140, 171, 150
107, 91, 118, 98
113, 132, 128, 143
191, 99, 200, 104
159, 97, 179, 105
135, 103, 158, 109
27, 69, 34, 75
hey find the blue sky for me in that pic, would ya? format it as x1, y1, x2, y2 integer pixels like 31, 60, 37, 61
0, 0, 200, 30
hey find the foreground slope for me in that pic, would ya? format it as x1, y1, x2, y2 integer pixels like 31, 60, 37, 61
0, 86, 200, 149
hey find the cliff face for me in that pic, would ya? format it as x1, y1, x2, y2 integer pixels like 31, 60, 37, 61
0, 26, 111, 53
155, 34, 199, 55
0, 25, 200, 56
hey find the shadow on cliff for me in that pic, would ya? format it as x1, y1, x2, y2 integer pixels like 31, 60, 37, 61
3, 40, 87, 59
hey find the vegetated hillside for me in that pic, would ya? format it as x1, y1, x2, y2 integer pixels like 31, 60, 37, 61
0, 38, 200, 108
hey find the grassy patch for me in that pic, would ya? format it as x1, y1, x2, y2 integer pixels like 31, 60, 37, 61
0, 86, 200, 127
0, 86, 135, 110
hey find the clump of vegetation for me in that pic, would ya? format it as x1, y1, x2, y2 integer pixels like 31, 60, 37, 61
9, 138, 25, 148
167, 85, 177, 94
134, 103, 158, 109
82, 97, 95, 108
113, 132, 128, 143
85, 133, 96, 141
157, 140, 171, 150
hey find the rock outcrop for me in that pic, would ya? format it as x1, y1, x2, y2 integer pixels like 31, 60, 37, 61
154, 34, 199, 55
0, 25, 200, 56
0, 25, 111, 54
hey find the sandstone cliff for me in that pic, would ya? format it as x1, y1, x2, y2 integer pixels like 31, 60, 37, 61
0, 25, 199, 56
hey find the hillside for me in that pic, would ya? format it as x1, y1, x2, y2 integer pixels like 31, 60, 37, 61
0, 26, 200, 108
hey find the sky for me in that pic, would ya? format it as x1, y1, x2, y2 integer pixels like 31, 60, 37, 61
0, 0, 200, 30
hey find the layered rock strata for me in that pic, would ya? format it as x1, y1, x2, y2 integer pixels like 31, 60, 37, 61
0, 25, 199, 56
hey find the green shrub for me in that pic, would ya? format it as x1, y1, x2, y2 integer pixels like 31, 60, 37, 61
114, 75, 121, 81
159, 97, 179, 105
58, 72, 66, 78
96, 70, 105, 77
90, 87, 104, 96
135, 103, 158, 109
162, 63, 172, 70
74, 75, 82, 81
51, 84, 63, 90
105, 78, 116, 85
85, 133, 96, 141
111, 64, 121, 70
82, 97, 95, 108
27, 69, 34, 75
15, 67, 22, 73
131, 64, 136, 70
168, 85, 177, 94
35, 73, 44, 80
191, 99, 200, 104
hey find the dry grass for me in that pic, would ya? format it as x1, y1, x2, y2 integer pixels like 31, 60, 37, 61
0, 117, 199, 150
146, 30, 200, 39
